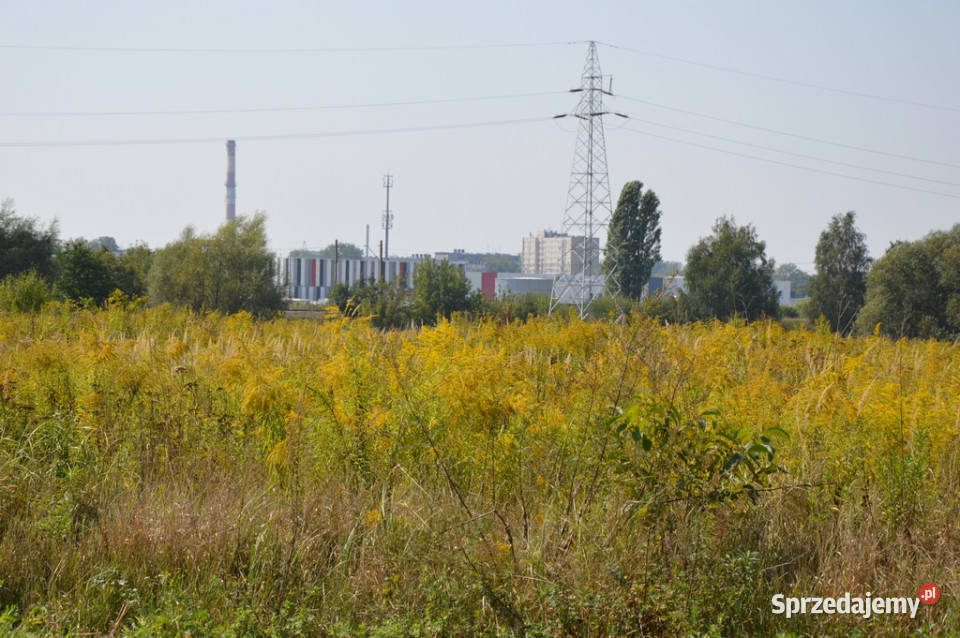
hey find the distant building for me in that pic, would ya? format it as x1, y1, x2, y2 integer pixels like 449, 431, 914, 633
496, 274, 556, 297
435, 249, 520, 272
645, 276, 802, 307
522, 231, 600, 275
467, 271, 556, 300
646, 275, 686, 298
283, 255, 421, 301
435, 249, 484, 270
774, 281, 792, 307
468, 265, 803, 311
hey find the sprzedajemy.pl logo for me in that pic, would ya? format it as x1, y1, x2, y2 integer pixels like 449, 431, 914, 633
772, 584, 940, 620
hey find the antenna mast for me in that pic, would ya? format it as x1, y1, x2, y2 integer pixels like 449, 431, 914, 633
382, 174, 394, 259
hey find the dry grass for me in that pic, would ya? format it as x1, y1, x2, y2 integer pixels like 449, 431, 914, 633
0, 303, 956, 635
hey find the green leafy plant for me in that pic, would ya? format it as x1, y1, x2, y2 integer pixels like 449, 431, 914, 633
612, 401, 787, 512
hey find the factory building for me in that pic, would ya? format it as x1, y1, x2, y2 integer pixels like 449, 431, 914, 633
283, 256, 422, 301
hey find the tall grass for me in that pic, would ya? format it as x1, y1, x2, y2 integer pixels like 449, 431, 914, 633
0, 303, 956, 635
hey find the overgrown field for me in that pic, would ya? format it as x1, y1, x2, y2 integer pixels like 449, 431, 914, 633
0, 304, 958, 636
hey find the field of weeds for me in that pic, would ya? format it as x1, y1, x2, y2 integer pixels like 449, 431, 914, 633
0, 303, 957, 636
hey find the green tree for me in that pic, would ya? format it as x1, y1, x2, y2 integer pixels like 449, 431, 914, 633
855, 224, 960, 339
54, 238, 149, 304
148, 214, 285, 316
332, 277, 412, 328
116, 243, 153, 297
806, 212, 871, 334
148, 228, 207, 310
0, 271, 54, 312
411, 257, 475, 324
683, 217, 779, 321
604, 181, 662, 300
0, 198, 58, 280
54, 241, 121, 304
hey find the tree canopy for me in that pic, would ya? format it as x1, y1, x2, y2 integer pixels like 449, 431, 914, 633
148, 214, 285, 316
411, 257, 475, 324
604, 181, 662, 300
806, 212, 871, 334
0, 198, 58, 280
855, 224, 960, 340
54, 241, 125, 304
683, 217, 779, 321
330, 278, 412, 329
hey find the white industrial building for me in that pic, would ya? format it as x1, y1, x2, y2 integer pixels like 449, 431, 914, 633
283, 256, 421, 301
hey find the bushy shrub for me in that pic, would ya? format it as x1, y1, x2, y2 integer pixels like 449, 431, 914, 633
0, 271, 53, 312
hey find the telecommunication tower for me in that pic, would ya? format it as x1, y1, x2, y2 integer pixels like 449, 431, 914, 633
382, 174, 394, 258
549, 41, 623, 317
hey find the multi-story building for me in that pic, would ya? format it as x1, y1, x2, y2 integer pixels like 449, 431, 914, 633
521, 231, 600, 275
283, 255, 421, 301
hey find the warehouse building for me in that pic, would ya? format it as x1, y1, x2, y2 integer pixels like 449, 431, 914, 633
283, 255, 422, 301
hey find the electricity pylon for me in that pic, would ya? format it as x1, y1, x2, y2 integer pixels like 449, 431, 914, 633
549, 41, 625, 318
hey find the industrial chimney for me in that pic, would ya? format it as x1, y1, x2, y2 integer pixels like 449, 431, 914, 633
225, 140, 237, 220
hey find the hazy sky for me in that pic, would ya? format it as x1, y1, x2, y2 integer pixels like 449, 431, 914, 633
1, 0, 958, 269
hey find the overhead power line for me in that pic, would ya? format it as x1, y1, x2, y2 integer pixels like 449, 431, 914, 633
0, 40, 578, 54
599, 42, 960, 114
0, 90, 564, 117
625, 115, 960, 188
614, 94, 960, 170
621, 126, 960, 200
0, 116, 549, 148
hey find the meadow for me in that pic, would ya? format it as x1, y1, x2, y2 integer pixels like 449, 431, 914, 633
0, 302, 957, 636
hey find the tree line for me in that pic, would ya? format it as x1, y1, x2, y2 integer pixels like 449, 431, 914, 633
601, 181, 959, 340
1, 192, 957, 340
0, 199, 485, 325
0, 200, 283, 316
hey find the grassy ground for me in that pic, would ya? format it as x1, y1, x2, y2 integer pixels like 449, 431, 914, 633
0, 303, 957, 636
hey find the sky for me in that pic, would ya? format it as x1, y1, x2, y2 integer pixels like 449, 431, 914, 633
1, 0, 958, 270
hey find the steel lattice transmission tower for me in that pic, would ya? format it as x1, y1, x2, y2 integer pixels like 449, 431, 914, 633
549, 41, 623, 318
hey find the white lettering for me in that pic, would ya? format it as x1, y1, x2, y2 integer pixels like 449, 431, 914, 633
888, 598, 909, 615
787, 597, 800, 619
771, 591, 924, 620
771, 594, 785, 615
908, 597, 920, 619
837, 592, 850, 614
873, 596, 885, 615
851, 597, 864, 617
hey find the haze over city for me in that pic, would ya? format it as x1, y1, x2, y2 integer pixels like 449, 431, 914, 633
2, 0, 958, 266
